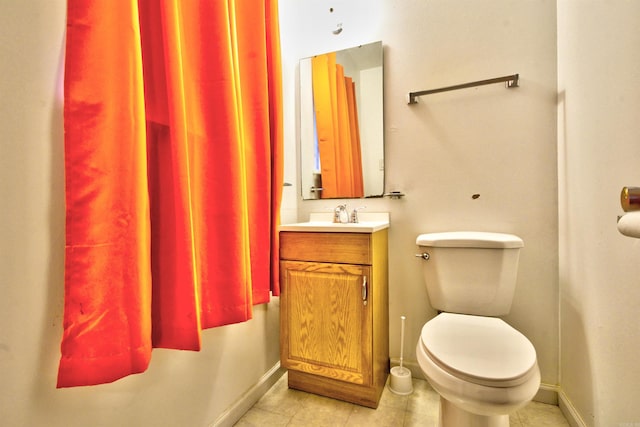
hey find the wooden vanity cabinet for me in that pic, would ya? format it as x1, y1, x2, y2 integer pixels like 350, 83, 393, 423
279, 230, 389, 408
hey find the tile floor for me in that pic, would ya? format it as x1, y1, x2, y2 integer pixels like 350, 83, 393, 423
234, 373, 570, 427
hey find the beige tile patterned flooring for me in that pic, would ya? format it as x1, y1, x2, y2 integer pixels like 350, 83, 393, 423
234, 373, 570, 427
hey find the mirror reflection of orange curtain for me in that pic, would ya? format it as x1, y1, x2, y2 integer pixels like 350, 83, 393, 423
311, 53, 364, 198
58, 0, 283, 388
345, 77, 364, 196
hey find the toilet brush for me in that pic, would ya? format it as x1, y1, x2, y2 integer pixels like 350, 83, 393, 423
389, 315, 413, 395
399, 315, 406, 373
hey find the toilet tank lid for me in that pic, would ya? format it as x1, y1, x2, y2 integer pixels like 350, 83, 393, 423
416, 231, 524, 248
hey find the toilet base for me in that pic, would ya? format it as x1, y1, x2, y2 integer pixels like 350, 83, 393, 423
439, 397, 509, 427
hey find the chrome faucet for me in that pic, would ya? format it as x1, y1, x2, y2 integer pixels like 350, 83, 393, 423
333, 204, 366, 223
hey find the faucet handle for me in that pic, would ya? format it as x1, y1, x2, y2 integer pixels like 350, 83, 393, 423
333, 205, 341, 223
350, 206, 366, 223
334, 204, 348, 223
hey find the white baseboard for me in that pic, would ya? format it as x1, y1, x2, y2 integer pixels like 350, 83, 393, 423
211, 362, 286, 427
534, 383, 559, 405
390, 358, 559, 406
558, 389, 588, 427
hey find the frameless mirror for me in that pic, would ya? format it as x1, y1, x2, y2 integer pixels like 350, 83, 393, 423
299, 41, 383, 200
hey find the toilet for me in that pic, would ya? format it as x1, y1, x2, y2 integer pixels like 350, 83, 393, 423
415, 231, 540, 427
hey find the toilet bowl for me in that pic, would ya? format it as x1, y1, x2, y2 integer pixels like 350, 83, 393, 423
414, 232, 540, 427
417, 313, 540, 426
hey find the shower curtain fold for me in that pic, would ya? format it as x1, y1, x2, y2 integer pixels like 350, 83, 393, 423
58, 0, 283, 388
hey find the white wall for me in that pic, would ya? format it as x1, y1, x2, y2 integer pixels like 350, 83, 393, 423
557, 2, 640, 426
280, 0, 559, 396
0, 1, 281, 426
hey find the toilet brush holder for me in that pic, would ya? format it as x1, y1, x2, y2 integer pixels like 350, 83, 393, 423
389, 315, 413, 395
389, 365, 413, 395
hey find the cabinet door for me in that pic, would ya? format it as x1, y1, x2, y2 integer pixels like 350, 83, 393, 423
280, 261, 372, 386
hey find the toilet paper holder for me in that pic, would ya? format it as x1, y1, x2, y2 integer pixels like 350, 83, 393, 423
621, 186, 640, 212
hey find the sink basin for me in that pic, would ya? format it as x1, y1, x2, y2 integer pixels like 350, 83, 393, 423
279, 212, 389, 233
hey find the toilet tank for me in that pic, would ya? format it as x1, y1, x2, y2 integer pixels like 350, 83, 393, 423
416, 231, 524, 316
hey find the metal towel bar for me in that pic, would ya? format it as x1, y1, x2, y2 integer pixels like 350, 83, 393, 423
407, 74, 519, 104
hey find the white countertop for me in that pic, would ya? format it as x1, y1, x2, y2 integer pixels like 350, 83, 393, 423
279, 212, 389, 233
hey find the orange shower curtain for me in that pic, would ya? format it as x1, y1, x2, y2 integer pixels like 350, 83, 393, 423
311, 53, 363, 198
58, 0, 282, 387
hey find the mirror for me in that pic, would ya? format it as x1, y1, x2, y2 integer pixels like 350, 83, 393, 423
299, 41, 384, 200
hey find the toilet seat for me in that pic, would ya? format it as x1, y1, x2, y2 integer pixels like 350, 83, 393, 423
420, 313, 537, 388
